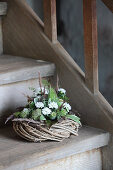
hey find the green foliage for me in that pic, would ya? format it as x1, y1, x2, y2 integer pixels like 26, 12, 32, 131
56, 109, 67, 120
40, 114, 46, 121
20, 110, 29, 118
31, 109, 41, 120
29, 101, 35, 109
14, 112, 21, 118
60, 109, 68, 116
48, 87, 58, 102
57, 99, 63, 107
49, 112, 57, 120
66, 114, 81, 124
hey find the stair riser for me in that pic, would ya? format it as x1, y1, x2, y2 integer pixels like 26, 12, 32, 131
0, 77, 51, 126
28, 149, 102, 170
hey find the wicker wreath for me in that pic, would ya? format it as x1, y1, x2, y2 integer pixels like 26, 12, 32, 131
12, 118, 80, 142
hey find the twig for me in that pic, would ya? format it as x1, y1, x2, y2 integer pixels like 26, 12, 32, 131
56, 74, 59, 92
38, 72, 42, 94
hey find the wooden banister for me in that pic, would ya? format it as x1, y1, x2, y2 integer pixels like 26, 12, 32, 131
101, 0, 113, 13
43, 0, 57, 43
83, 0, 99, 93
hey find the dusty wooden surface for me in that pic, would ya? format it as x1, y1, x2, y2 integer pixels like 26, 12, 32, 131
0, 126, 109, 170
102, 0, 113, 12
43, 0, 57, 43
2, 0, 113, 134
83, 0, 98, 93
30, 149, 102, 170
0, 55, 55, 85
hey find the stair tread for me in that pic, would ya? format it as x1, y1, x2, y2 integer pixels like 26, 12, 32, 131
0, 125, 109, 170
0, 2, 7, 15
0, 55, 55, 85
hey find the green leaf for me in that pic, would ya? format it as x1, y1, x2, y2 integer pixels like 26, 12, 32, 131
57, 99, 63, 107
49, 112, 57, 120
20, 111, 29, 118
31, 109, 41, 120
57, 92, 66, 100
60, 109, 68, 116
48, 87, 58, 102
66, 114, 81, 124
40, 114, 46, 121
14, 112, 21, 118
29, 101, 35, 109
64, 96, 69, 102
42, 79, 50, 86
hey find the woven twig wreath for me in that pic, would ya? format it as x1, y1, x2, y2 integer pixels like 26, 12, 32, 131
13, 118, 80, 142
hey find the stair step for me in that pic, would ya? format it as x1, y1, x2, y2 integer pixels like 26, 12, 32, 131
0, 126, 109, 170
0, 55, 55, 126
0, 2, 7, 15
0, 55, 55, 85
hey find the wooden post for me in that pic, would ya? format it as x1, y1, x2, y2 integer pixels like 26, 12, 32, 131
83, 0, 99, 93
43, 0, 57, 43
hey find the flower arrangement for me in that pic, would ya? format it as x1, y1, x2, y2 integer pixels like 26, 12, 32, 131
6, 74, 81, 142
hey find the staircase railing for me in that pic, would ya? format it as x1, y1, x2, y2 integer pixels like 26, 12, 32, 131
43, 0, 113, 94
43, 0, 57, 43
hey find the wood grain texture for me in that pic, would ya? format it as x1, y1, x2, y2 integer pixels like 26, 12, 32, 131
83, 0, 98, 93
0, 126, 109, 170
102, 0, 113, 12
0, 55, 55, 85
43, 0, 57, 43
30, 149, 102, 170
2, 0, 113, 134
0, 2, 7, 15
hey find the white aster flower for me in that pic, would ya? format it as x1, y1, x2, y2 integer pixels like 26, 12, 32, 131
35, 102, 44, 108
48, 102, 58, 109
42, 107, 52, 115
58, 88, 66, 94
36, 87, 49, 95
23, 108, 29, 112
63, 102, 71, 112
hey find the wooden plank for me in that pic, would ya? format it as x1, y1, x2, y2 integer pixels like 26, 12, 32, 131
43, 0, 57, 43
0, 2, 7, 15
0, 126, 109, 170
102, 0, 113, 13
0, 55, 55, 85
83, 0, 98, 93
32, 149, 102, 170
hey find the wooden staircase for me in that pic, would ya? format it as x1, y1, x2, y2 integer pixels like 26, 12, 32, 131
0, 0, 113, 169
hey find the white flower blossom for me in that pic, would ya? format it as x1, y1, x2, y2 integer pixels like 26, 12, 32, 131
42, 107, 52, 115
36, 87, 49, 95
23, 108, 29, 113
35, 102, 44, 108
48, 102, 58, 109
63, 102, 71, 112
58, 88, 66, 94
